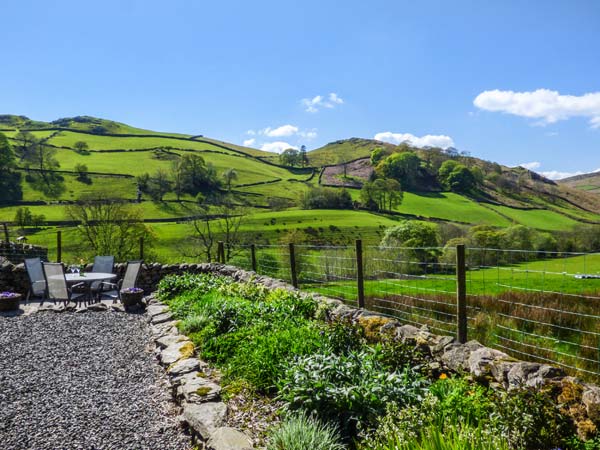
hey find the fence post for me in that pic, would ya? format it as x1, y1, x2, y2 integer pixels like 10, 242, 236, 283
289, 243, 298, 288
139, 236, 144, 260
217, 241, 225, 264
456, 244, 467, 344
2, 223, 8, 242
56, 230, 62, 263
356, 239, 365, 308
250, 244, 257, 272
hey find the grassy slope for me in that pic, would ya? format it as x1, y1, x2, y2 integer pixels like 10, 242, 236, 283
307, 138, 394, 167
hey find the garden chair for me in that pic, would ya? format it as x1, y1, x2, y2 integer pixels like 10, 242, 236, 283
24, 257, 46, 302
90, 255, 115, 300
98, 260, 143, 303
42, 262, 89, 306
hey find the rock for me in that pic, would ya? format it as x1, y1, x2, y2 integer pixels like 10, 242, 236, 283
167, 358, 200, 377
110, 304, 125, 313
183, 401, 227, 440
582, 386, 600, 422
441, 341, 483, 372
156, 334, 188, 349
467, 347, 511, 379
151, 311, 173, 324
87, 303, 108, 312
395, 324, 421, 341
160, 341, 195, 366
505, 362, 564, 388
429, 335, 455, 355
176, 372, 221, 403
147, 304, 169, 317
207, 427, 253, 450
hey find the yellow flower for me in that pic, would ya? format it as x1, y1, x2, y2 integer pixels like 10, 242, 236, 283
439, 373, 448, 380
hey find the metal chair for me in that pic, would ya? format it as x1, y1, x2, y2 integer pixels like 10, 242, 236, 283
99, 260, 143, 303
42, 262, 89, 305
90, 255, 115, 300
24, 257, 46, 302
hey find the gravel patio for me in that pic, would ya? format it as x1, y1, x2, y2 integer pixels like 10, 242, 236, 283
0, 310, 193, 450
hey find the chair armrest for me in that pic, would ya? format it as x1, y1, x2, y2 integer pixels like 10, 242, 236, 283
100, 281, 118, 290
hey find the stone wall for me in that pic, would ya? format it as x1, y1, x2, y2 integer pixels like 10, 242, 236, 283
0, 241, 48, 264
1, 260, 599, 439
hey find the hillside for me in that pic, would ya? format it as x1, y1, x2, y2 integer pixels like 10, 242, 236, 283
560, 171, 600, 194
2, 115, 600, 262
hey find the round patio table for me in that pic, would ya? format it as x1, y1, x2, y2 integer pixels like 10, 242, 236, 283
63, 272, 117, 283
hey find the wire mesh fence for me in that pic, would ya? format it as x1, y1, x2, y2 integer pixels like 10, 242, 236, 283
227, 242, 600, 382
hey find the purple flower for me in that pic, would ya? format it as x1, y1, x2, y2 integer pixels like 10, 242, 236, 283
0, 291, 20, 299
121, 287, 143, 294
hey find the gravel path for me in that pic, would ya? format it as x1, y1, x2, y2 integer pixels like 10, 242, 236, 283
0, 311, 192, 450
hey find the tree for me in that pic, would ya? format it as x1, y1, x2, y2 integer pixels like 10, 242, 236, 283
301, 187, 353, 210
376, 151, 421, 189
25, 141, 60, 185
359, 181, 380, 211
380, 221, 440, 268
385, 178, 403, 210
73, 141, 89, 154
176, 154, 218, 195
300, 145, 309, 167
222, 168, 238, 191
186, 197, 248, 262
65, 193, 152, 261
74, 163, 89, 181
280, 148, 301, 166
0, 132, 23, 202
147, 168, 172, 201
14, 207, 33, 230
12, 131, 37, 162
438, 160, 476, 193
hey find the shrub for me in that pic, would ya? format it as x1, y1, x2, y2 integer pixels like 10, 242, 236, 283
157, 273, 226, 300
363, 423, 510, 450
267, 412, 346, 450
428, 377, 493, 427
278, 348, 427, 436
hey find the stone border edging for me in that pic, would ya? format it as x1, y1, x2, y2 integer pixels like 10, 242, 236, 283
145, 295, 254, 450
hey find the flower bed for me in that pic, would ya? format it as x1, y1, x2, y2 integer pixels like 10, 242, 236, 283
157, 273, 600, 450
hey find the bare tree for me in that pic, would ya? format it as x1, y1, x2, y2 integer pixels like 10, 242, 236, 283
65, 192, 151, 260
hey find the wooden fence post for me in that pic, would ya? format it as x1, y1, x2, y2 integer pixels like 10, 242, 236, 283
218, 241, 225, 264
139, 236, 144, 260
456, 244, 468, 344
56, 230, 62, 263
356, 239, 365, 308
250, 244, 257, 272
2, 223, 9, 242
289, 243, 298, 288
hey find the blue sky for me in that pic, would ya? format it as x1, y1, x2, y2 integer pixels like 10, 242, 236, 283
1, 0, 599, 178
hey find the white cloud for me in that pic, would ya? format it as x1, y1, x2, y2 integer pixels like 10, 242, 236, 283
519, 161, 541, 170
298, 129, 318, 140
374, 131, 455, 149
246, 130, 256, 136
261, 141, 298, 153
301, 93, 344, 112
243, 138, 256, 147
540, 170, 587, 180
474, 89, 600, 128
263, 124, 299, 137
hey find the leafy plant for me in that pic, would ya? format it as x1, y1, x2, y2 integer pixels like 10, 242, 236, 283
363, 423, 510, 450
278, 348, 427, 436
267, 412, 346, 450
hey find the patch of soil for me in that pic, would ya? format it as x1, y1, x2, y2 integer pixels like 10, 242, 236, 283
322, 158, 373, 187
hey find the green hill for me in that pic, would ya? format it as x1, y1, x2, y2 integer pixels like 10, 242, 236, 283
2, 115, 600, 262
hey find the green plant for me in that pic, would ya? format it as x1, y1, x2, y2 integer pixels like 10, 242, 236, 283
489, 386, 575, 450
267, 412, 346, 450
428, 377, 493, 427
362, 423, 510, 450
157, 273, 226, 300
278, 348, 427, 436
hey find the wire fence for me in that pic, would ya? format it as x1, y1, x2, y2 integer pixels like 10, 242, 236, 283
227, 242, 600, 382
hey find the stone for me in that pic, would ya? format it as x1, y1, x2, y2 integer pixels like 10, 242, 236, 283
87, 303, 108, 312
160, 340, 196, 366
506, 362, 565, 388
441, 341, 483, 372
176, 372, 221, 403
183, 401, 227, 440
467, 347, 511, 379
151, 311, 173, 324
147, 304, 169, 317
582, 386, 600, 422
156, 334, 188, 349
167, 358, 200, 377
207, 427, 253, 450
110, 304, 125, 313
